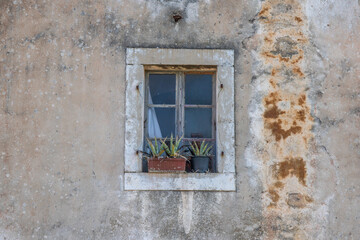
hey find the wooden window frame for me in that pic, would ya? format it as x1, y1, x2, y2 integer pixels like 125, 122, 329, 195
144, 67, 217, 172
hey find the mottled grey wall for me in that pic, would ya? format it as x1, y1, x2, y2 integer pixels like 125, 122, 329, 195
0, 0, 359, 239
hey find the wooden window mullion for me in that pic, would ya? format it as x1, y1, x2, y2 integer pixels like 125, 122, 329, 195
175, 73, 179, 137
212, 73, 217, 172
178, 72, 185, 137
144, 72, 149, 140
212, 73, 216, 140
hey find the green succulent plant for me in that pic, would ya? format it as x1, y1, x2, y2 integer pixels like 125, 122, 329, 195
161, 134, 186, 159
146, 137, 165, 158
189, 140, 213, 157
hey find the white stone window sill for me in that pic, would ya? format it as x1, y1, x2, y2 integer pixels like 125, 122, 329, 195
124, 172, 236, 191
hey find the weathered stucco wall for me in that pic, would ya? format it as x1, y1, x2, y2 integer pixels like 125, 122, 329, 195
0, 0, 359, 239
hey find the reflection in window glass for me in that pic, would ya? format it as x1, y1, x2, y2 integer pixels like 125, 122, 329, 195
185, 108, 212, 138
148, 107, 175, 138
185, 74, 212, 105
149, 74, 176, 104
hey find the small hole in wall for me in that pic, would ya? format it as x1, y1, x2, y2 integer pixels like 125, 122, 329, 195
173, 14, 182, 22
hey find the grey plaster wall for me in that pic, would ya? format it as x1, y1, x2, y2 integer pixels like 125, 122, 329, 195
0, 0, 359, 239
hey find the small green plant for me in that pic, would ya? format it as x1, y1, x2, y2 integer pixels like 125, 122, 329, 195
189, 140, 212, 157
146, 137, 165, 158
161, 134, 186, 159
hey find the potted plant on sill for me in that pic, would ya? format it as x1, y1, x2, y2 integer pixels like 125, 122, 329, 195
146, 135, 187, 173
189, 140, 213, 173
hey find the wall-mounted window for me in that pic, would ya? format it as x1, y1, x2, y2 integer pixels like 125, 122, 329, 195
124, 48, 235, 191
144, 66, 217, 172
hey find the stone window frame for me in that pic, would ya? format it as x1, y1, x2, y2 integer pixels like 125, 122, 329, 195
124, 48, 235, 191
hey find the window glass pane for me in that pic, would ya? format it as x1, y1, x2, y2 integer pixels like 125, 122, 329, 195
148, 107, 175, 138
185, 108, 212, 138
185, 74, 212, 105
149, 74, 176, 104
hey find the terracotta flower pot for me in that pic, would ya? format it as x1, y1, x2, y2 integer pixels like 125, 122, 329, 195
148, 157, 186, 173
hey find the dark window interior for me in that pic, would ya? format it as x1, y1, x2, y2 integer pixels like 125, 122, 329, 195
144, 70, 216, 172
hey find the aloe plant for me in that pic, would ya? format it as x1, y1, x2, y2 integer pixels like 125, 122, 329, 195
161, 135, 186, 159
190, 140, 212, 156
146, 137, 165, 158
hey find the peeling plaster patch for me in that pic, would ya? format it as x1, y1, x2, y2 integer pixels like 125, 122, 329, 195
286, 192, 313, 208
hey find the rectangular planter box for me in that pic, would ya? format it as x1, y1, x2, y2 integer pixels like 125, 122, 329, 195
148, 157, 186, 173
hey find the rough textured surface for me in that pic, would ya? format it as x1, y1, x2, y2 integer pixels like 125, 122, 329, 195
0, 0, 359, 239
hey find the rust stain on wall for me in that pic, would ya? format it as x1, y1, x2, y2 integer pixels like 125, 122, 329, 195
263, 93, 284, 119
294, 16, 303, 23
268, 189, 280, 206
292, 66, 304, 77
296, 109, 306, 122
259, 6, 270, 16
273, 181, 284, 189
263, 91, 311, 142
266, 120, 302, 141
272, 157, 307, 186
257, 0, 315, 238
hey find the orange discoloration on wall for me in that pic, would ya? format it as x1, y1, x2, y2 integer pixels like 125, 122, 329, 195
263, 106, 283, 119
292, 67, 304, 77
271, 68, 277, 76
259, 6, 270, 16
291, 54, 303, 64
258, 0, 304, 26
264, 36, 272, 43
258, 0, 314, 238
273, 181, 284, 189
267, 181, 286, 207
266, 120, 302, 141
268, 189, 280, 204
263, 91, 311, 142
264, 92, 284, 119
272, 157, 307, 186
294, 16, 303, 23
296, 110, 306, 122
269, 79, 277, 88
298, 94, 306, 105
